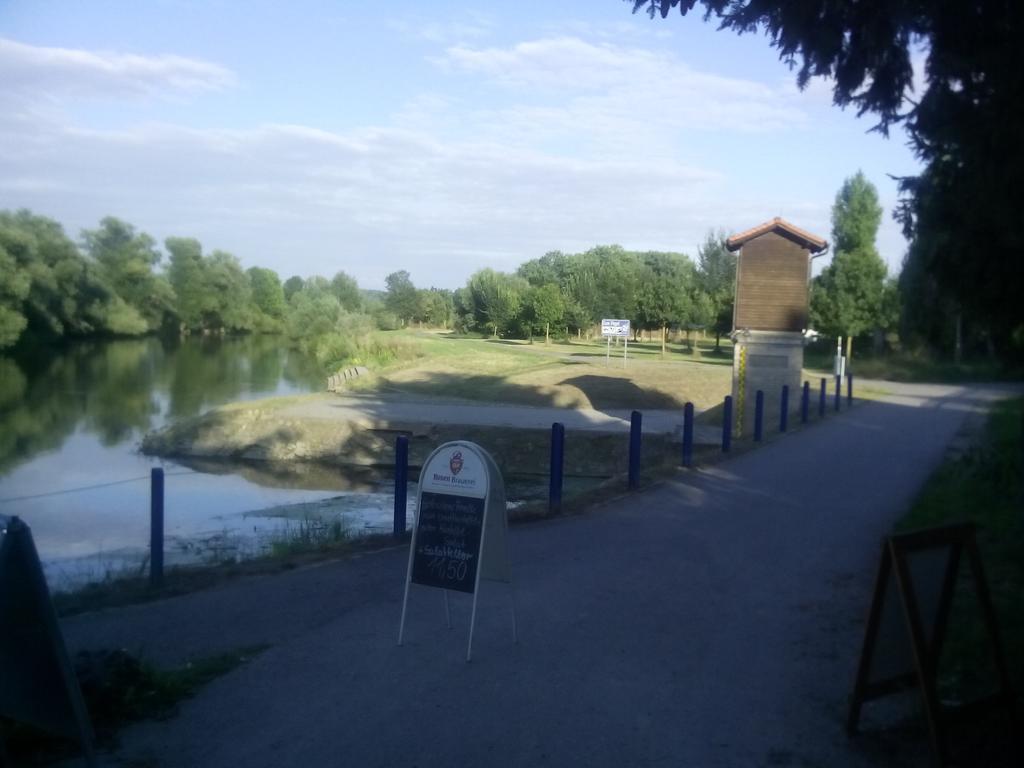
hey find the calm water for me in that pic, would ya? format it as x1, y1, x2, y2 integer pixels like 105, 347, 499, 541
0, 336, 387, 588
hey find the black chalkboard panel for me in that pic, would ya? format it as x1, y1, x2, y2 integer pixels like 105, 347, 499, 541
411, 492, 485, 594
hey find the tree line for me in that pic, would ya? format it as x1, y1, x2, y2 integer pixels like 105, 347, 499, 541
0, 169, 914, 370
382, 236, 736, 353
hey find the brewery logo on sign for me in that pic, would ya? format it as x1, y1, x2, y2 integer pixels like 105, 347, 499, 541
450, 451, 464, 476
420, 443, 487, 497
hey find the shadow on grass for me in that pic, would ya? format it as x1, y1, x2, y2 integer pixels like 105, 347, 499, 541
379, 370, 688, 410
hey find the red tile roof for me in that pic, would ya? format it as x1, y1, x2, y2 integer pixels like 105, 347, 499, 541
726, 217, 828, 253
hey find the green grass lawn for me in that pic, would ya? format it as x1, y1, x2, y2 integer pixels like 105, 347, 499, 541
344, 330, 734, 411
804, 344, 1020, 383
896, 397, 1023, 724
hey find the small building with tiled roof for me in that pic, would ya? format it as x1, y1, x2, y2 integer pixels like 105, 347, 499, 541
726, 217, 827, 437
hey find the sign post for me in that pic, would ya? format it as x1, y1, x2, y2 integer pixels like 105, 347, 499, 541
601, 319, 630, 368
398, 441, 516, 661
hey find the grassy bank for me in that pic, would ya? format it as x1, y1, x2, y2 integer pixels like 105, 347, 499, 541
895, 397, 1023, 728
1, 645, 266, 764
804, 344, 1021, 383
341, 331, 733, 411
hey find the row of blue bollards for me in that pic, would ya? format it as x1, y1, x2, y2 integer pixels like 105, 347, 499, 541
720, 373, 854, 453
383, 371, 855, 539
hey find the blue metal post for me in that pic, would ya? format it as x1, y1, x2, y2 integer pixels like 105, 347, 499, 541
722, 396, 733, 453
847, 372, 853, 406
754, 390, 764, 442
835, 375, 841, 412
628, 411, 642, 490
682, 402, 694, 468
549, 422, 565, 513
780, 385, 789, 433
393, 435, 409, 538
150, 467, 164, 589
819, 378, 827, 418
801, 381, 810, 424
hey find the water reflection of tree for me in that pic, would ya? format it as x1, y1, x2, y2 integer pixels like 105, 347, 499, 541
0, 336, 323, 477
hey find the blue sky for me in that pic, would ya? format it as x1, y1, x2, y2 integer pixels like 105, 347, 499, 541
0, 0, 921, 289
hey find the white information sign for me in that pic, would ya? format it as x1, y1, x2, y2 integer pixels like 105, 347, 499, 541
601, 318, 631, 337
601, 319, 631, 367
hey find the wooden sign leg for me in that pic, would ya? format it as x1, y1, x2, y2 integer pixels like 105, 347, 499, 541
892, 544, 948, 766
847, 541, 892, 735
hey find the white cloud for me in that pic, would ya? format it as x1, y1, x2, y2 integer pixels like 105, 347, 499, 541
0, 34, 912, 286
0, 37, 235, 102
436, 36, 808, 140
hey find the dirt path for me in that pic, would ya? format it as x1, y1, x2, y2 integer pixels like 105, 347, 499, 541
62, 383, 1018, 767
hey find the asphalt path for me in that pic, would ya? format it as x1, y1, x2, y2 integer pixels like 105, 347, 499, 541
282, 392, 717, 438
61, 383, 1018, 767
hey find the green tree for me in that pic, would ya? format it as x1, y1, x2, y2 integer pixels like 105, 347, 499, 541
631, 0, 1024, 359
420, 288, 454, 328
330, 271, 362, 312
0, 224, 32, 348
465, 269, 526, 338
166, 237, 209, 330
247, 267, 287, 322
384, 270, 420, 325
81, 217, 174, 330
635, 252, 693, 356
810, 172, 891, 364
205, 251, 253, 331
695, 230, 736, 350
522, 283, 566, 343
0, 210, 146, 345
283, 275, 305, 301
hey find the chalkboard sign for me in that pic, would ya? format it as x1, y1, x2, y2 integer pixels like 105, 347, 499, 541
410, 492, 484, 594
398, 441, 516, 660
0, 515, 95, 764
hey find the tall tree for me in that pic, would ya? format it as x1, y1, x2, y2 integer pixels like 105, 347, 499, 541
465, 269, 526, 338
631, 0, 1024, 359
247, 267, 286, 319
695, 229, 736, 350
384, 270, 420, 325
330, 271, 362, 312
81, 217, 174, 330
283, 275, 305, 301
0, 210, 146, 344
635, 252, 693, 356
522, 283, 566, 343
166, 237, 210, 331
810, 172, 890, 364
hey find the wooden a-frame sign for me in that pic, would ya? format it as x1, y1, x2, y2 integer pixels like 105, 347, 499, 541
0, 515, 96, 767
847, 523, 1017, 766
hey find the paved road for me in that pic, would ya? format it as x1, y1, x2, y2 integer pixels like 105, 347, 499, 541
283, 392, 717, 438
61, 384, 1017, 767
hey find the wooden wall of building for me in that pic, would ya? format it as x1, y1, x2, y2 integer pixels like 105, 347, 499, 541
733, 232, 810, 332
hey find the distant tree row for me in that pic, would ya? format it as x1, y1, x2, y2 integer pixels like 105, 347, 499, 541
0, 210, 368, 351
380, 237, 737, 353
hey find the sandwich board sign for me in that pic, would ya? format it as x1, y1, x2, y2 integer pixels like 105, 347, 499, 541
0, 515, 96, 766
601, 319, 631, 367
398, 441, 516, 661
847, 523, 1015, 766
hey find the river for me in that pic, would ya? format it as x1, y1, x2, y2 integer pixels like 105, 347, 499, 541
0, 336, 407, 589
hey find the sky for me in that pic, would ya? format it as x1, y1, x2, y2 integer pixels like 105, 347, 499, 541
0, 0, 922, 290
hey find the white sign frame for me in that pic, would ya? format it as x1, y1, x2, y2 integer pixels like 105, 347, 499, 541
601, 318, 630, 337
397, 441, 516, 661
601, 319, 631, 368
